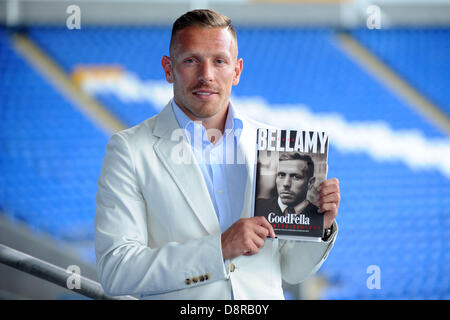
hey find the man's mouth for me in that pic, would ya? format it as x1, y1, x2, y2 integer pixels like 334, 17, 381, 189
192, 89, 218, 97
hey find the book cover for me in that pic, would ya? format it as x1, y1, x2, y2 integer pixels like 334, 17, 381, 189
253, 128, 329, 242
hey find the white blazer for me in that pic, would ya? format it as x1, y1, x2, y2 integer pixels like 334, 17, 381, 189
94, 100, 337, 300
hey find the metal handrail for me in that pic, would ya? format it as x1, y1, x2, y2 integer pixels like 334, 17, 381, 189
0, 244, 137, 300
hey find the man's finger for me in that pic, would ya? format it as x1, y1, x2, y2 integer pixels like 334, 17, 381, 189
319, 179, 339, 197
319, 192, 340, 206
251, 232, 265, 249
242, 237, 261, 256
253, 216, 276, 238
252, 224, 269, 239
320, 177, 339, 188
318, 202, 338, 215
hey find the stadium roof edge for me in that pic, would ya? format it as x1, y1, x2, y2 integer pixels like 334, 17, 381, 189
1, 0, 450, 28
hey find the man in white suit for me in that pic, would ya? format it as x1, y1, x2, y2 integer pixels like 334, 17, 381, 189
95, 9, 340, 299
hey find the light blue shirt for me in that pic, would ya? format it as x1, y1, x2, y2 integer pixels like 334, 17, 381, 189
172, 100, 248, 232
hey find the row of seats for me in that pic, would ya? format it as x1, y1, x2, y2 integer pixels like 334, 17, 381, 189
28, 26, 447, 138
352, 28, 450, 118
0, 28, 108, 256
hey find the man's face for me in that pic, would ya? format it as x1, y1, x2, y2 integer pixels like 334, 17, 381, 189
276, 160, 312, 207
161, 26, 243, 120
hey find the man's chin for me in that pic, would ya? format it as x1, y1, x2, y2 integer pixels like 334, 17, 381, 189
279, 196, 295, 206
189, 101, 225, 118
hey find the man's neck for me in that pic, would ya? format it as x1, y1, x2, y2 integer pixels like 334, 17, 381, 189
175, 99, 229, 143
200, 111, 227, 136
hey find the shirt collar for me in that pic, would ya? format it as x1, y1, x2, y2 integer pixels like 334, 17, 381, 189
278, 197, 310, 215
278, 197, 288, 213
171, 99, 244, 143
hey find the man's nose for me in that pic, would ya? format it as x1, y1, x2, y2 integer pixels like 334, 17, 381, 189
198, 61, 214, 83
282, 177, 291, 188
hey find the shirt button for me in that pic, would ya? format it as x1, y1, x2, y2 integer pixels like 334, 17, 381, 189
230, 263, 236, 272
218, 189, 223, 194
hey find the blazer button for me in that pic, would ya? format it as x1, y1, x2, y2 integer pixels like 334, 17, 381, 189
185, 278, 191, 285
192, 277, 199, 283
205, 274, 210, 280
199, 275, 205, 282
230, 263, 236, 272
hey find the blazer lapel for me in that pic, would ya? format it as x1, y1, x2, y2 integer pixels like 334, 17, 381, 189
152, 101, 220, 235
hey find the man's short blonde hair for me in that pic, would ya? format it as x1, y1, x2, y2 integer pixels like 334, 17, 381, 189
169, 9, 237, 57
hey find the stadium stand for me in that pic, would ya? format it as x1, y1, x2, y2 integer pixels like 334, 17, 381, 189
28, 26, 447, 138
0, 27, 108, 262
352, 28, 450, 118
1, 25, 449, 299
28, 26, 168, 127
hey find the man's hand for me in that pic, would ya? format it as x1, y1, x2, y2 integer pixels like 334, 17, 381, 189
221, 217, 276, 260
318, 177, 340, 229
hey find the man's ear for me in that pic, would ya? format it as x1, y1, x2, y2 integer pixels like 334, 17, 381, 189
308, 177, 316, 191
232, 58, 243, 86
161, 55, 174, 83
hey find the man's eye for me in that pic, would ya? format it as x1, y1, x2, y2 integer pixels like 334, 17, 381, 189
277, 173, 285, 177
293, 175, 302, 180
184, 58, 195, 63
216, 59, 225, 64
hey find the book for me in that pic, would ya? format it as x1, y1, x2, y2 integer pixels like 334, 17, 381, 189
253, 128, 329, 242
